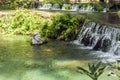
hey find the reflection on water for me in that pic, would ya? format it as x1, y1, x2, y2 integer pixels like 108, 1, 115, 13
85, 12, 120, 27
0, 35, 118, 80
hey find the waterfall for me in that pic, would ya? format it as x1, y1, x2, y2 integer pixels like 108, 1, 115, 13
38, 3, 52, 10
71, 4, 79, 11
51, 3, 60, 10
79, 4, 96, 12
75, 21, 120, 62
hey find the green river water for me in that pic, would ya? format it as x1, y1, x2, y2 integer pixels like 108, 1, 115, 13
0, 35, 118, 80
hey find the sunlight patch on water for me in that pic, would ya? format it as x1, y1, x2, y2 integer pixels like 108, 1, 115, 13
22, 70, 56, 80
52, 60, 89, 69
0, 35, 30, 41
0, 75, 18, 80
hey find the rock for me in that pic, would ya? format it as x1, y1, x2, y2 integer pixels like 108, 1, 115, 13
93, 35, 111, 52
31, 33, 44, 45
101, 36, 111, 52
115, 47, 120, 55
114, 41, 120, 55
81, 35, 91, 46
81, 30, 91, 46
93, 36, 103, 50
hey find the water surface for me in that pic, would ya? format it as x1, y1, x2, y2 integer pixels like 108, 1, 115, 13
0, 35, 118, 80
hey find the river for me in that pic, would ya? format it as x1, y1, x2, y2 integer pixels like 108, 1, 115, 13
0, 35, 118, 80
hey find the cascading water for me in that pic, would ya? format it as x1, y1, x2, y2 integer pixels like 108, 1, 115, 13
79, 4, 95, 12
62, 4, 71, 10
51, 3, 60, 10
74, 21, 120, 62
38, 3, 52, 10
71, 4, 79, 11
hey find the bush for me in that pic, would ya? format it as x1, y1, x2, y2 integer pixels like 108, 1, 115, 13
0, 9, 44, 34
43, 0, 65, 5
0, 10, 86, 41
40, 13, 85, 41
0, 0, 31, 10
64, 4, 72, 10
95, 3, 104, 11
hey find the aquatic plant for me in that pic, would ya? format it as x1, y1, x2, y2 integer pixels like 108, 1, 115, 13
77, 62, 107, 80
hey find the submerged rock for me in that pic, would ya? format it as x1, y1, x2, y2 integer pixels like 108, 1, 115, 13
31, 33, 45, 45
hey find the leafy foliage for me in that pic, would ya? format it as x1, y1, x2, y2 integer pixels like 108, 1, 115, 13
0, 0, 31, 10
43, 0, 65, 5
0, 10, 85, 41
0, 9, 44, 34
64, 4, 72, 10
95, 3, 104, 11
40, 13, 85, 41
77, 62, 107, 80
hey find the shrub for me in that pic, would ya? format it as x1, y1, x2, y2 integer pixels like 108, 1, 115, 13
0, 9, 45, 34
0, 0, 31, 10
0, 10, 86, 41
64, 4, 71, 10
95, 3, 104, 11
40, 13, 85, 41
43, 0, 65, 5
